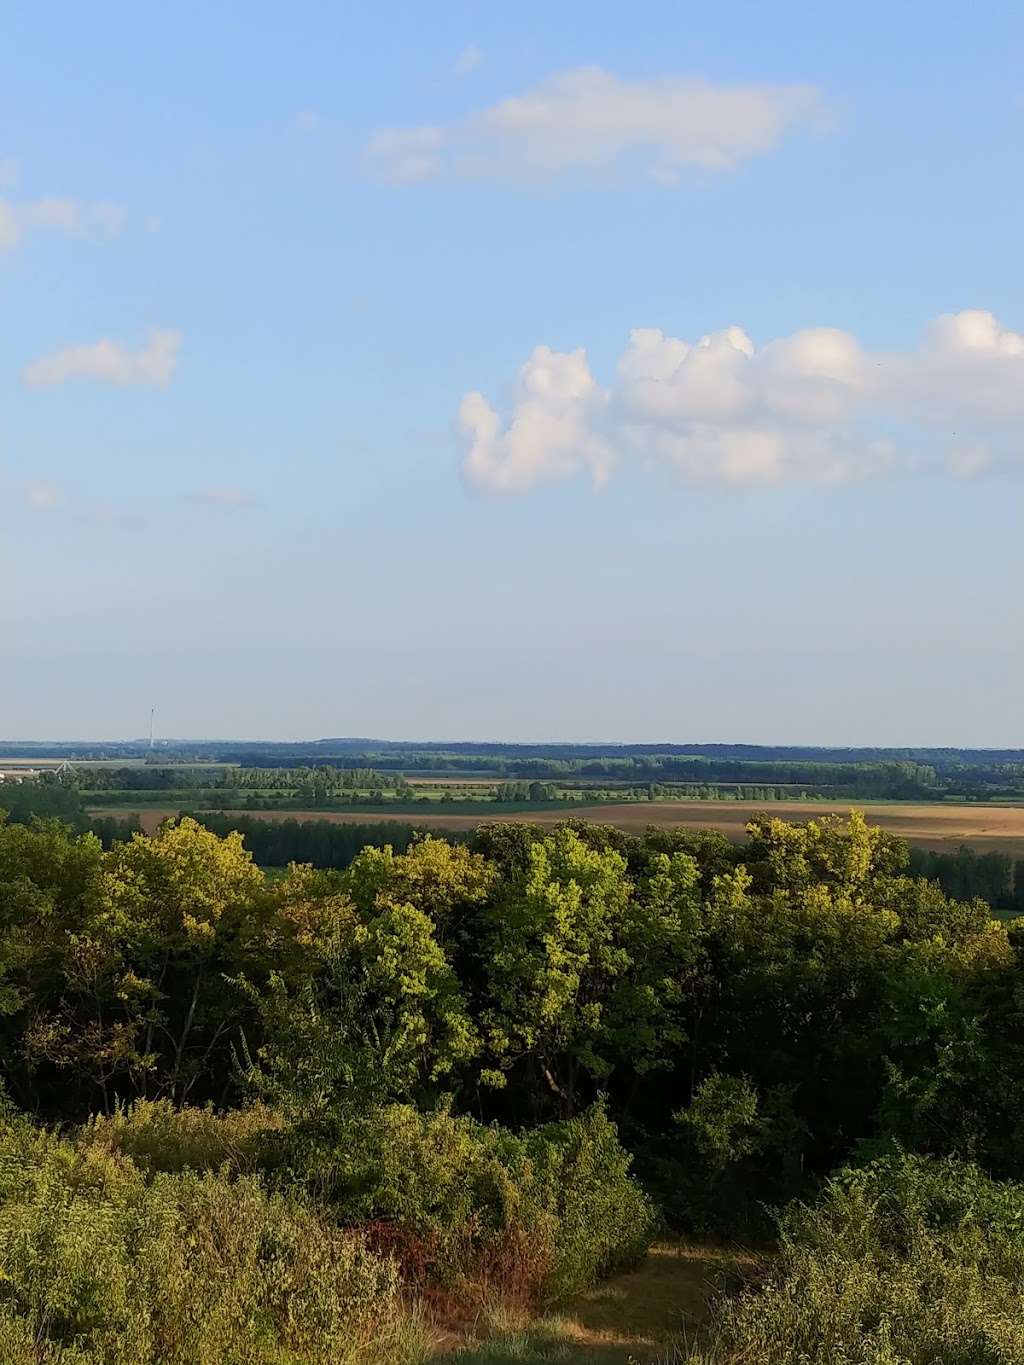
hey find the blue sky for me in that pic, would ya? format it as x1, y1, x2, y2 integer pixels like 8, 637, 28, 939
3, 0, 1024, 743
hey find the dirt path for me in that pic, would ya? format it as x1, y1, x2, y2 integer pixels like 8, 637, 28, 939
437, 1242, 738, 1363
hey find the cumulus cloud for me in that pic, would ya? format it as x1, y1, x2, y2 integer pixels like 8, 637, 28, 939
0, 195, 124, 251
459, 310, 1024, 494
460, 346, 615, 493
367, 66, 824, 185
23, 330, 180, 388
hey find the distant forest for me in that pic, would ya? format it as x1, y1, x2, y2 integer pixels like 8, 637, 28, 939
11, 737, 1024, 767
9, 736, 1024, 799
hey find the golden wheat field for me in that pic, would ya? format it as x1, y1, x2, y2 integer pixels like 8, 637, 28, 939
93, 800, 1024, 855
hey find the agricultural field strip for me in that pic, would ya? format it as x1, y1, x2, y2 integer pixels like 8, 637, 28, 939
85, 798, 1024, 855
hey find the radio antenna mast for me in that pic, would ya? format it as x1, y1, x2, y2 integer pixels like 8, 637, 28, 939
149, 708, 155, 750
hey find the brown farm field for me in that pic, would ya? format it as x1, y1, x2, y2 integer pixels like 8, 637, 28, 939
89, 799, 1024, 855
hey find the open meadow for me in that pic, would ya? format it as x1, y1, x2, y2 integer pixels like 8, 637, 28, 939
91, 797, 1024, 855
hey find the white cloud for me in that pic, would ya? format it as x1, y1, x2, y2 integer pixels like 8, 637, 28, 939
23, 329, 180, 388
459, 310, 1024, 494
460, 346, 614, 493
368, 126, 446, 185
876, 309, 1024, 426
0, 195, 124, 251
454, 45, 483, 77
368, 67, 825, 185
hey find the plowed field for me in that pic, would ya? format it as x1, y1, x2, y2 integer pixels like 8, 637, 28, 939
91, 800, 1024, 855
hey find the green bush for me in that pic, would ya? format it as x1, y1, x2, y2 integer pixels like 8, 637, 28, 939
690, 1155, 1024, 1364
524, 1106, 656, 1301
635, 1075, 808, 1239
275, 1102, 525, 1230
0, 1121, 422, 1364
271, 1102, 655, 1305
77, 1099, 284, 1175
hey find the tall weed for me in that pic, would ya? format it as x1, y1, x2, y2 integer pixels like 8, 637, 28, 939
0, 1121, 424, 1364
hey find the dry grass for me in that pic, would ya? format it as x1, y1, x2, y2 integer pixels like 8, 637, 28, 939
434, 1242, 745, 1364
91, 800, 1024, 856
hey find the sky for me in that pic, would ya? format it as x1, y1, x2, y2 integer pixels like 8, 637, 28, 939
3, 0, 1024, 745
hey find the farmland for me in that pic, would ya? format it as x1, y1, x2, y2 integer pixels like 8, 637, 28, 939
13, 739, 1024, 913
89, 797, 1024, 855
8, 736, 1019, 863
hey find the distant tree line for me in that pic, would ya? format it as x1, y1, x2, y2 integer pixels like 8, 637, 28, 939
58, 765, 415, 797
18, 739, 1024, 802
189, 814, 465, 868
211, 752, 946, 795
61, 757, 949, 801
906, 844, 1024, 913
13, 737, 1024, 771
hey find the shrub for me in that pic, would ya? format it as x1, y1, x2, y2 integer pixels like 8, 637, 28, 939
637, 1075, 807, 1239
0, 1121, 423, 1364
690, 1154, 1024, 1364
267, 1103, 555, 1305
673, 1074, 764, 1173
524, 1106, 656, 1301
272, 1102, 655, 1306
77, 1099, 284, 1175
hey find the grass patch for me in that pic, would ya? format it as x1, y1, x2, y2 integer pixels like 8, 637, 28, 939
439, 1244, 735, 1364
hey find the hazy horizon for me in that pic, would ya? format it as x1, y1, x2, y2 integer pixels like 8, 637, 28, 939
4, 732, 1024, 753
